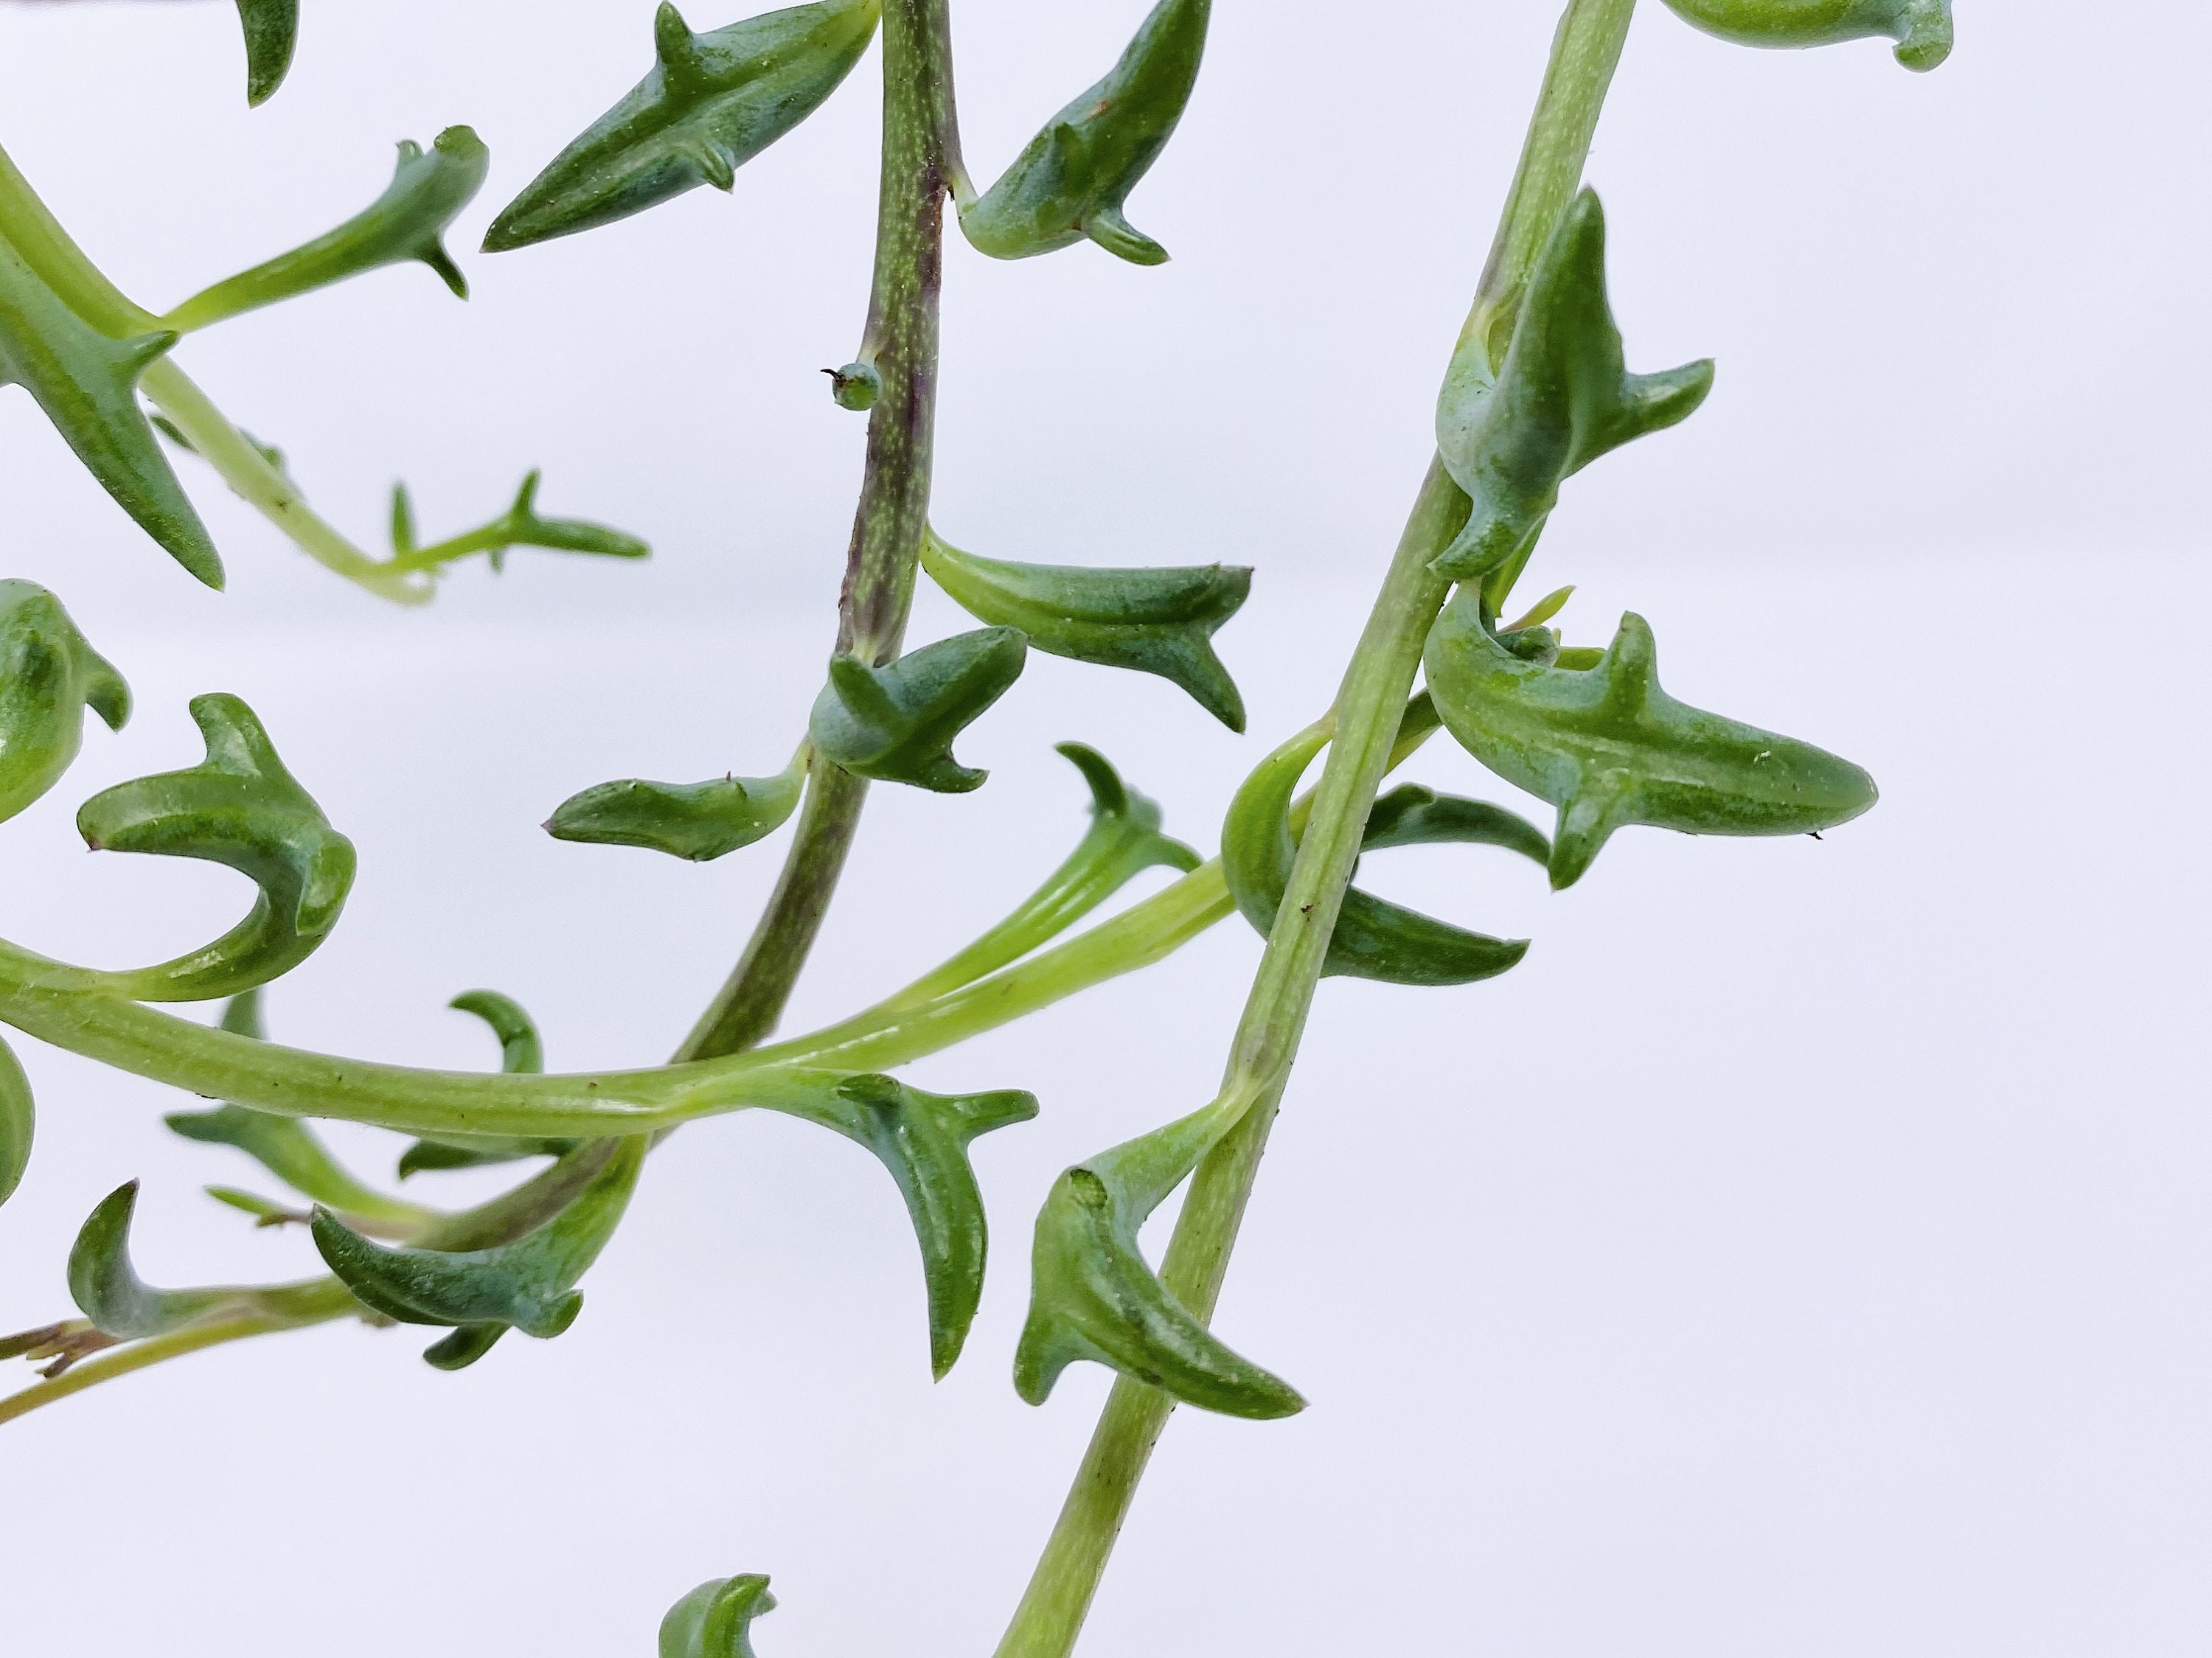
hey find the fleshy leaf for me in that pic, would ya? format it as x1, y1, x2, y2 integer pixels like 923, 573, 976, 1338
164, 128, 490, 331
311, 1137, 646, 1368
1221, 722, 1536, 986
0, 579, 130, 827
483, 0, 883, 251
0, 238, 220, 586
1014, 1087, 1303, 1418
389, 471, 651, 576
1433, 190, 1714, 579
885, 743, 1200, 1008
76, 693, 357, 1001
70, 1182, 235, 1337
776, 1074, 1037, 1379
546, 751, 804, 862
959, 0, 1211, 265
1425, 591, 1879, 889
808, 627, 1028, 794
661, 1575, 776, 1658
236, 0, 300, 105
1660, 0, 1952, 69
397, 992, 577, 1178
922, 530, 1250, 731
0, 1034, 30, 1211
166, 990, 434, 1230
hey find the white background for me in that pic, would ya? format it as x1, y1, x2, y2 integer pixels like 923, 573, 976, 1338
1, 1, 2207, 1653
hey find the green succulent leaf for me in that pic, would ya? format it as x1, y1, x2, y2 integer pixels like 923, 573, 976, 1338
1425, 591, 1879, 889
1014, 1085, 1302, 1418
884, 742, 1201, 1007
163, 128, 490, 332
166, 991, 435, 1230
310, 1136, 646, 1368
483, 0, 883, 251
921, 529, 1251, 731
1660, 0, 1952, 69
67, 1179, 336, 1338
546, 751, 804, 863
0, 239, 220, 587
776, 1073, 1037, 1379
808, 627, 1028, 793
397, 992, 578, 1179
1433, 190, 1713, 580
235, 0, 300, 105
0, 580, 130, 828
661, 1575, 776, 1658
0, 1034, 31, 1211
1221, 721, 1537, 986
75, 693, 357, 1002
388, 472, 651, 577
958, 0, 1211, 265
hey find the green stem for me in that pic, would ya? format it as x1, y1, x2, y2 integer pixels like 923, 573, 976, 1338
0, 138, 158, 335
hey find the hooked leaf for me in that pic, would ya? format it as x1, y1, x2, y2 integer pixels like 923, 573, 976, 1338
922, 530, 1251, 731
164, 128, 490, 331
0, 580, 129, 827
70, 1182, 234, 1337
484, 0, 883, 251
0, 1034, 30, 1211
76, 693, 357, 1001
311, 1136, 646, 1368
235, 0, 300, 105
0, 239, 220, 587
1015, 1087, 1303, 1418
661, 1575, 776, 1658
1433, 190, 1713, 579
397, 991, 577, 1178
959, 0, 1211, 265
1660, 0, 1952, 69
1221, 722, 1537, 986
390, 471, 651, 575
808, 627, 1028, 793
547, 753, 803, 863
1425, 591, 1879, 888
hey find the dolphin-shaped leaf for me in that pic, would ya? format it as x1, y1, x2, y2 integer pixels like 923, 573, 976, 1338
0, 238, 220, 586
661, 1575, 776, 1658
0, 580, 129, 828
1015, 1086, 1303, 1418
922, 529, 1251, 731
0, 1035, 31, 1211
235, 0, 300, 105
396, 992, 578, 1178
164, 128, 490, 331
1432, 190, 1713, 580
546, 750, 804, 863
311, 1136, 646, 1369
1221, 722, 1537, 986
809, 627, 1028, 794
389, 471, 650, 576
1425, 591, 1879, 889
69, 1180, 336, 1337
959, 0, 1211, 265
777, 1073, 1037, 1378
76, 693, 357, 1001
483, 0, 883, 251
1660, 0, 1952, 70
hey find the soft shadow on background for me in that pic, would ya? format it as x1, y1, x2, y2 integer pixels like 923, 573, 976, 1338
1, 2, 2207, 1654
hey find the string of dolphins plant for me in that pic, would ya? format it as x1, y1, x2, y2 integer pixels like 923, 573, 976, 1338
0, 0, 1951, 1650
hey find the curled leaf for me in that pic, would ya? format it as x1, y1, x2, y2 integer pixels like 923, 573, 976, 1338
922, 529, 1251, 731
1425, 591, 1879, 888
0, 1034, 30, 1210
661, 1575, 776, 1658
546, 752, 804, 862
885, 742, 1200, 1007
1660, 0, 1952, 69
779, 1074, 1037, 1379
76, 693, 357, 1001
389, 471, 651, 576
67, 1180, 335, 1338
163, 128, 490, 332
235, 0, 300, 105
808, 627, 1028, 793
1015, 1086, 1302, 1418
311, 1136, 646, 1368
0, 238, 220, 587
1222, 723, 1536, 986
1433, 190, 1713, 580
959, 0, 1211, 265
483, 0, 883, 251
397, 992, 577, 1178
0, 580, 129, 827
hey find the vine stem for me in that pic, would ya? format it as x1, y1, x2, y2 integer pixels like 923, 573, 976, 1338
992, 4, 1641, 1653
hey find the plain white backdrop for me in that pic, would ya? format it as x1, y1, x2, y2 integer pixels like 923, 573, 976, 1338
1, 1, 2207, 1653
